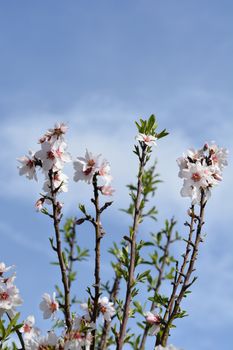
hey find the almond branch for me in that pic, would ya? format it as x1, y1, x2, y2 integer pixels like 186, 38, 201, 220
156, 192, 206, 347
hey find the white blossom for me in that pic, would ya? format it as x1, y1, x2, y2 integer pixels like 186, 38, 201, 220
136, 133, 157, 146
35, 141, 71, 172
100, 185, 115, 196
39, 122, 68, 144
73, 149, 101, 184
0, 279, 22, 313
0, 262, 13, 276
98, 296, 115, 322
39, 292, 59, 319
20, 315, 40, 340
177, 142, 228, 204
98, 159, 113, 184
43, 171, 69, 195
145, 311, 161, 335
17, 151, 37, 180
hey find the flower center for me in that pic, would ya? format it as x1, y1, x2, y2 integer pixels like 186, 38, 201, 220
0, 292, 9, 300
47, 151, 55, 160
144, 135, 151, 142
23, 324, 32, 333
50, 301, 58, 312
100, 305, 107, 314
26, 159, 34, 169
73, 331, 82, 340
55, 148, 63, 158
191, 172, 201, 182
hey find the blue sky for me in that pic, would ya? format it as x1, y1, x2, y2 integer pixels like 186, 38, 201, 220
0, 1, 233, 349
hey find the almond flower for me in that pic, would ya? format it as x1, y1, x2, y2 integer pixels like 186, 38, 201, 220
98, 296, 115, 322
0, 262, 13, 276
73, 149, 101, 184
64, 315, 94, 350
145, 311, 161, 335
20, 315, 40, 340
39, 292, 59, 319
35, 141, 71, 172
177, 142, 228, 204
24, 330, 59, 350
100, 185, 115, 196
136, 133, 157, 146
0, 279, 23, 313
39, 122, 68, 144
17, 150, 38, 180
43, 171, 69, 194
35, 198, 45, 212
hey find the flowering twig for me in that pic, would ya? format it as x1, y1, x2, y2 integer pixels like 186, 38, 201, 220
90, 173, 104, 350
98, 273, 121, 350
156, 193, 206, 347
49, 171, 72, 331
139, 218, 177, 350
116, 144, 147, 350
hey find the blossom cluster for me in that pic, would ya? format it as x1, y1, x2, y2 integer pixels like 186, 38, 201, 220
17, 123, 71, 211
19, 293, 115, 350
17, 123, 114, 213
177, 142, 228, 204
73, 149, 114, 195
0, 262, 22, 317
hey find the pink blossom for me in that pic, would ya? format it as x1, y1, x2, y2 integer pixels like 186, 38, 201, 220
0, 262, 13, 276
0, 280, 23, 313
100, 185, 115, 196
17, 151, 37, 180
145, 311, 161, 335
136, 133, 157, 146
73, 149, 101, 184
35, 141, 71, 172
20, 315, 40, 340
98, 296, 115, 322
39, 292, 59, 319
35, 198, 45, 212
39, 122, 68, 144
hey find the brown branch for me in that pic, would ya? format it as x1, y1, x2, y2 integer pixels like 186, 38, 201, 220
139, 219, 176, 350
67, 220, 76, 290
97, 273, 121, 350
49, 171, 72, 331
116, 146, 147, 350
90, 173, 103, 350
157, 193, 206, 347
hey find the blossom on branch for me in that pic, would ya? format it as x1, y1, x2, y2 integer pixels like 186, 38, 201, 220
39, 292, 59, 319
20, 315, 40, 340
145, 311, 161, 335
136, 133, 157, 146
0, 262, 14, 276
35, 141, 71, 172
0, 277, 22, 314
17, 151, 38, 180
98, 296, 115, 322
73, 149, 101, 184
39, 122, 68, 144
177, 142, 228, 204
